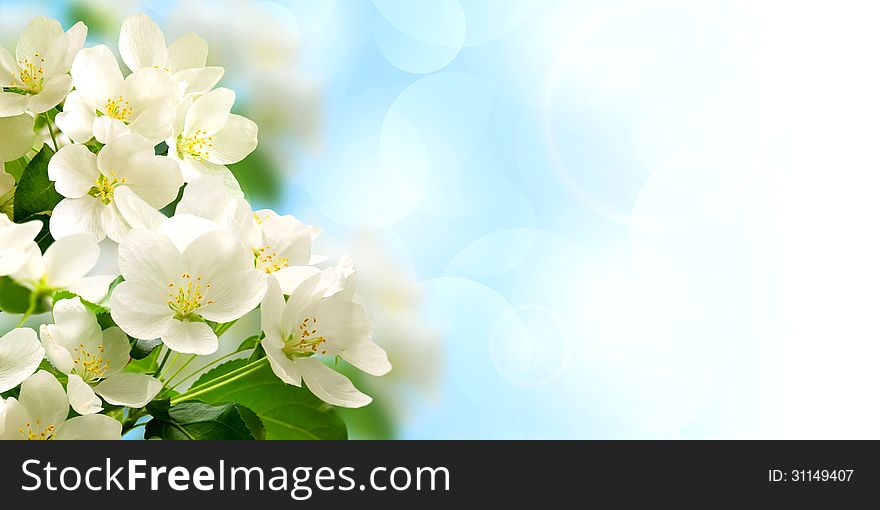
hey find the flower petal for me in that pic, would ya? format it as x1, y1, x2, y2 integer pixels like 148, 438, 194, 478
161, 319, 217, 355
54, 414, 121, 440
127, 101, 174, 144
113, 186, 167, 232
0, 114, 35, 161
26, 74, 71, 113
119, 13, 168, 72
198, 269, 267, 323
181, 227, 250, 279
117, 228, 180, 287
94, 372, 162, 408
71, 45, 123, 109
260, 279, 286, 339
67, 274, 117, 304
184, 87, 234, 136
176, 174, 239, 225
0, 91, 28, 117
38, 324, 74, 373
298, 358, 372, 408
48, 143, 99, 198
109, 281, 171, 340
42, 21, 87, 76
174, 67, 224, 97
0, 328, 45, 393
263, 339, 303, 386
340, 339, 392, 377
100, 326, 132, 377
55, 91, 97, 144
205, 114, 259, 164
18, 370, 69, 430
166, 32, 207, 71
49, 196, 106, 242
16, 17, 62, 65
42, 233, 99, 287
51, 297, 102, 349
0, 397, 29, 440
67, 374, 103, 415
272, 265, 320, 295
93, 116, 131, 145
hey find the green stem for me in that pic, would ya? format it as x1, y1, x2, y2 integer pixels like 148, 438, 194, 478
163, 353, 197, 387
160, 352, 181, 381
165, 350, 244, 392
154, 347, 171, 377
15, 291, 40, 327
44, 112, 58, 152
171, 358, 268, 405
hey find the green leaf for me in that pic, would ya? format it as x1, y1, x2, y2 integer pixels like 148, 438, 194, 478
144, 399, 256, 440
127, 346, 161, 374
227, 148, 282, 205
234, 403, 266, 440
235, 334, 262, 353
0, 276, 31, 313
4, 155, 29, 182
130, 338, 162, 360
189, 359, 347, 439
13, 145, 62, 250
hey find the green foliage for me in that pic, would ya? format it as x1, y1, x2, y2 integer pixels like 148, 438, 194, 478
227, 148, 283, 205
3, 155, 29, 182
144, 399, 258, 440
130, 338, 162, 360
0, 276, 31, 314
189, 359, 347, 439
13, 145, 62, 251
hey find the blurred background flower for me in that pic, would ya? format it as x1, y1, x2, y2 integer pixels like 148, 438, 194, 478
5, 0, 880, 439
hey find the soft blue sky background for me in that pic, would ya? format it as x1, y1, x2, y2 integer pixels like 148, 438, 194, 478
5, 0, 880, 438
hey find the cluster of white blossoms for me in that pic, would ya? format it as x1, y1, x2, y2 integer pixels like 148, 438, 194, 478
0, 15, 390, 440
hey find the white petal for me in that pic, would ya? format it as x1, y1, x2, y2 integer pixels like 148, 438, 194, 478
179, 158, 243, 194
94, 372, 161, 408
166, 32, 207, 71
93, 116, 131, 144
0, 91, 28, 116
176, 174, 238, 225
42, 21, 87, 76
159, 213, 220, 252
18, 370, 69, 429
54, 91, 96, 144
0, 328, 45, 393
0, 397, 29, 440
51, 297, 102, 347
67, 275, 116, 304
49, 197, 106, 242
198, 269, 267, 323
0, 45, 17, 85
113, 186, 167, 231
54, 414, 121, 440
184, 87, 234, 136
42, 233, 99, 287
101, 326, 132, 377
39, 324, 74, 373
205, 114, 258, 164
263, 338, 303, 386
16, 17, 62, 65
48, 144, 99, 198
174, 67, 224, 97
99, 202, 130, 243
0, 216, 42, 253
127, 101, 174, 144
181, 228, 250, 280
272, 265, 320, 295
119, 13, 168, 72
109, 281, 171, 340
260, 212, 313, 265
117, 228, 181, 287
161, 319, 217, 355
299, 358, 372, 408
71, 45, 123, 109
0, 114, 35, 161
26, 74, 71, 113
341, 340, 392, 377
67, 374, 102, 415
261, 279, 286, 339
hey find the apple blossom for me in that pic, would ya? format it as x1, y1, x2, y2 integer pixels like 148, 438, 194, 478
0, 328, 45, 393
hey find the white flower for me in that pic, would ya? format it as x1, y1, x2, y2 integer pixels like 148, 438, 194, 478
48, 134, 183, 242
0, 17, 86, 116
0, 328, 45, 393
40, 297, 161, 414
177, 175, 319, 293
111, 221, 267, 355
13, 233, 116, 303
56, 44, 175, 145
0, 214, 41, 276
260, 274, 391, 408
168, 88, 258, 188
0, 371, 121, 440
0, 114, 35, 162
119, 14, 224, 99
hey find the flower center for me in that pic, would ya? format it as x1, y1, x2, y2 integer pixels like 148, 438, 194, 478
17, 54, 45, 93
104, 95, 133, 121
88, 172, 126, 204
178, 129, 214, 161
18, 419, 55, 440
72, 342, 110, 382
167, 273, 213, 320
253, 245, 289, 274
282, 317, 328, 358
